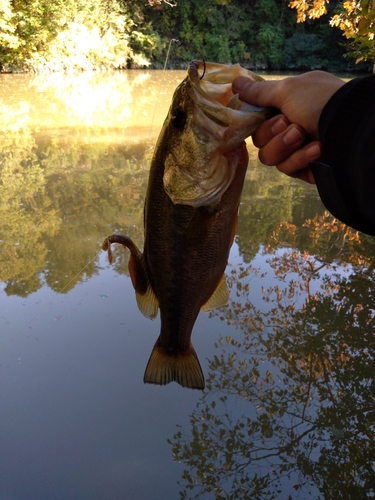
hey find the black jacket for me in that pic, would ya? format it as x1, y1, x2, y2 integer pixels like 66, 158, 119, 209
311, 74, 375, 236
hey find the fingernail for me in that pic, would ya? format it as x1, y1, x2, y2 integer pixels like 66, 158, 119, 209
283, 127, 303, 147
306, 143, 321, 160
232, 76, 254, 93
271, 118, 288, 135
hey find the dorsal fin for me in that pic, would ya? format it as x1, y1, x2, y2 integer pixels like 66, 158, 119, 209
201, 273, 229, 312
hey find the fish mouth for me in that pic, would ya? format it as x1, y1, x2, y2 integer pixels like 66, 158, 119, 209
187, 60, 267, 141
163, 61, 271, 208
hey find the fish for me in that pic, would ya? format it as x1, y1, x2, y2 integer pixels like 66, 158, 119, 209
102, 60, 272, 390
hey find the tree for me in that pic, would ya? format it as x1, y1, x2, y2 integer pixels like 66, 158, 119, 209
0, 0, 163, 71
143, 0, 303, 68
331, 0, 375, 69
0, 0, 19, 67
289, 0, 375, 70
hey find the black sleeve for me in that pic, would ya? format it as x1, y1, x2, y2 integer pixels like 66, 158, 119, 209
310, 74, 375, 236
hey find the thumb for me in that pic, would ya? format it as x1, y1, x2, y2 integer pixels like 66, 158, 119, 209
232, 76, 280, 109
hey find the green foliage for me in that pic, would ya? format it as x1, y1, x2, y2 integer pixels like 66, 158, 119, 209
0, 0, 161, 71
284, 33, 326, 69
0, 0, 361, 71
290, 0, 375, 69
256, 24, 285, 66
283, 0, 363, 71
143, 0, 352, 70
331, 0, 375, 67
160, 0, 371, 70
0, 0, 19, 62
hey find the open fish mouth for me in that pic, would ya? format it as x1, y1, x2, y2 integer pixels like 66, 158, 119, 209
188, 60, 265, 111
187, 60, 269, 148
162, 60, 272, 208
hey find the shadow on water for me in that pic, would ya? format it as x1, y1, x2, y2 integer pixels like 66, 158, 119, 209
0, 70, 374, 499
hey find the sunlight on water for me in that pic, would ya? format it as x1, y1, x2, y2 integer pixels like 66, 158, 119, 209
0, 70, 374, 500
0, 70, 186, 135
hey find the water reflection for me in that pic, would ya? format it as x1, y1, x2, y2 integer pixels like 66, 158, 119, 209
0, 70, 185, 131
0, 70, 188, 297
169, 216, 375, 498
0, 130, 148, 296
1, 71, 375, 499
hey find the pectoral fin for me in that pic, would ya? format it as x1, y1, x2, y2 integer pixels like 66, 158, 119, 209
102, 234, 159, 320
201, 274, 229, 312
143, 340, 204, 390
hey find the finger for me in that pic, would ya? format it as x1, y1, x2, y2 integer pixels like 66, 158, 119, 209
232, 77, 283, 109
289, 167, 316, 184
258, 124, 307, 166
252, 114, 289, 149
275, 141, 321, 183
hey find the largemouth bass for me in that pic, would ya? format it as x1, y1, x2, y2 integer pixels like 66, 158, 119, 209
103, 60, 272, 390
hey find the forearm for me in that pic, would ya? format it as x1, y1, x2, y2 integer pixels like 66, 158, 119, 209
311, 74, 375, 235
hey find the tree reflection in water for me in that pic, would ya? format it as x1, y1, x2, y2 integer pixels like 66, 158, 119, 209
0, 126, 149, 296
169, 214, 375, 499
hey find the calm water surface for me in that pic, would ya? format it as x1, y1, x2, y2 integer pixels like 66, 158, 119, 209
1, 71, 374, 499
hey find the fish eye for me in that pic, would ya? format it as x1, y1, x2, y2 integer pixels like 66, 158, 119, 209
171, 106, 186, 129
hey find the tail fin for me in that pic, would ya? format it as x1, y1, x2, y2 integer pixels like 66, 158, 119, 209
143, 340, 205, 390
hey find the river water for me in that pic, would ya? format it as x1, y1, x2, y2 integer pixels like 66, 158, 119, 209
0, 70, 374, 499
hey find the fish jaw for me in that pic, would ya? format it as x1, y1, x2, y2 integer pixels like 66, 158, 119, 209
188, 59, 269, 150
163, 60, 272, 208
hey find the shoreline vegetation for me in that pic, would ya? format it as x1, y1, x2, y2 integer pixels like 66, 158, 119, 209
0, 0, 373, 74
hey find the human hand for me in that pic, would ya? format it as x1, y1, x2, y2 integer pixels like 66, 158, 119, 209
232, 71, 345, 183
251, 113, 322, 183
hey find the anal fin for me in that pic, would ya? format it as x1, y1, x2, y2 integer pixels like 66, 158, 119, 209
201, 274, 229, 312
136, 286, 158, 320
143, 340, 204, 390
